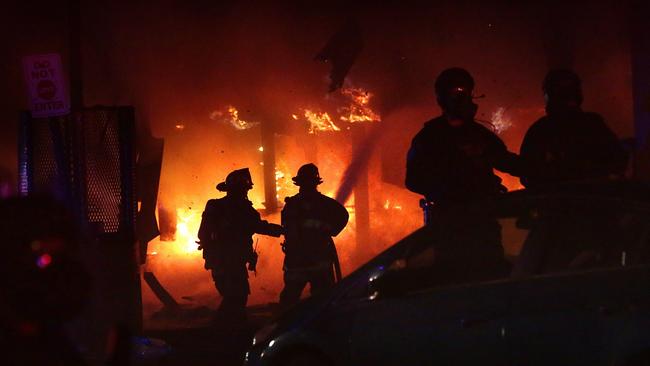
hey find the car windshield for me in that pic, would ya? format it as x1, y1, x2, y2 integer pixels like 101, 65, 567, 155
362, 194, 650, 296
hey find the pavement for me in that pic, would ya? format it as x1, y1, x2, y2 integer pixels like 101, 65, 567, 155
140, 304, 276, 366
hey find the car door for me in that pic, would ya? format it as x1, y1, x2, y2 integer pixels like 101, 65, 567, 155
506, 196, 633, 366
347, 205, 514, 365
348, 279, 511, 365
507, 271, 605, 365
598, 204, 650, 365
598, 265, 650, 365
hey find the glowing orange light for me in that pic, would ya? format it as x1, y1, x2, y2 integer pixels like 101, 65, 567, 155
273, 165, 297, 203
303, 110, 341, 134
339, 87, 381, 123
163, 208, 203, 256
383, 199, 403, 211
210, 106, 259, 130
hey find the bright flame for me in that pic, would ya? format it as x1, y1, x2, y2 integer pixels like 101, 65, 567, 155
175, 208, 202, 255
273, 164, 297, 202
303, 110, 341, 134
141, 85, 427, 327
491, 107, 512, 134
339, 87, 381, 123
383, 199, 403, 211
175, 124, 185, 130
210, 106, 259, 130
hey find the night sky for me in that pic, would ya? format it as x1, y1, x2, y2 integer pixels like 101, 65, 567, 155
0, 0, 636, 186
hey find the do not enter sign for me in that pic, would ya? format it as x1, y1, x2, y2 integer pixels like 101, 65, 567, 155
22, 54, 70, 118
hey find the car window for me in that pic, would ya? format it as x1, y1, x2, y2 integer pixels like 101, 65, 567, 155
359, 196, 650, 299
617, 210, 650, 266
512, 197, 650, 277
377, 204, 528, 294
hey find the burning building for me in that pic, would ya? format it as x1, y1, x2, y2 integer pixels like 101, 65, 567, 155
2, 0, 648, 337
143, 86, 425, 322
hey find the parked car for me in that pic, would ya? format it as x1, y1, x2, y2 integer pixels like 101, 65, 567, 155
245, 182, 650, 366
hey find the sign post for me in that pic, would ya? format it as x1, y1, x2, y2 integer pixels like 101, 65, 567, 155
22, 53, 70, 118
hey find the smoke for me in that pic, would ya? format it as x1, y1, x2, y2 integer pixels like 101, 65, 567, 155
335, 125, 384, 204
25, 0, 629, 329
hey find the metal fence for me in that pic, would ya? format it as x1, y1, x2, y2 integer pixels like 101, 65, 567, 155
19, 106, 136, 237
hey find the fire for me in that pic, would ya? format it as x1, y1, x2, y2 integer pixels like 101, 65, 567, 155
275, 169, 284, 199
303, 110, 341, 134
174, 207, 202, 255
339, 87, 381, 123
274, 162, 298, 202
210, 106, 259, 130
342, 87, 372, 106
141, 85, 427, 327
291, 87, 379, 134
383, 199, 403, 211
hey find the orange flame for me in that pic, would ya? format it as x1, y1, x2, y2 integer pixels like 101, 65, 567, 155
303, 110, 341, 134
339, 87, 381, 123
383, 199, 403, 211
210, 106, 259, 130
141, 86, 425, 327
174, 207, 202, 255
274, 161, 298, 202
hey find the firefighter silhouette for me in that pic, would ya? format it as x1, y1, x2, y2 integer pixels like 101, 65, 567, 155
197, 168, 282, 325
404, 68, 516, 276
406, 67, 520, 211
520, 69, 628, 188
279, 163, 349, 309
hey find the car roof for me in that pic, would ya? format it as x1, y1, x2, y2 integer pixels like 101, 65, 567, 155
503, 180, 650, 205
355, 180, 650, 275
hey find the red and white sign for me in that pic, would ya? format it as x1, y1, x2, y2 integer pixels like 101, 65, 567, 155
22, 53, 70, 118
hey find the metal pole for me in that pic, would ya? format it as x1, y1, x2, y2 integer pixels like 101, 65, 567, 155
351, 125, 370, 252
261, 121, 278, 213
68, 0, 83, 110
630, 0, 650, 149
541, 0, 575, 69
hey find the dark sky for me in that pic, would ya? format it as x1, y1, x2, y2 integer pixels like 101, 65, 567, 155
0, 0, 636, 186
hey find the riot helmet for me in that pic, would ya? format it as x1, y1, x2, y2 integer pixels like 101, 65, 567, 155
543, 69, 583, 110
435, 67, 478, 122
